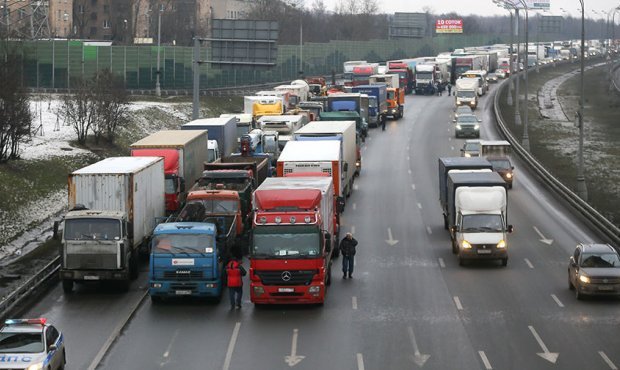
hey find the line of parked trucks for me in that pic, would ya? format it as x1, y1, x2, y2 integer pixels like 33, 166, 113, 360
52, 72, 405, 305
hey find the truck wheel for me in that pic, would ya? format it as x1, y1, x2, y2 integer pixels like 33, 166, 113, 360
326, 263, 332, 286
150, 295, 163, 304
443, 215, 449, 230
575, 286, 583, 300
458, 256, 465, 266
399, 107, 404, 118
501, 258, 508, 267
119, 278, 131, 292
62, 279, 73, 294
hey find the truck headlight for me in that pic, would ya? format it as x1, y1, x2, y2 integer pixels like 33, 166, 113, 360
474, 125, 480, 130
308, 286, 321, 293
253, 286, 265, 295
470, 102, 476, 106
579, 275, 590, 284
27, 364, 44, 370
151, 283, 162, 288
464, 153, 472, 158
461, 240, 472, 249
496, 240, 506, 249
205, 283, 217, 288
455, 125, 462, 130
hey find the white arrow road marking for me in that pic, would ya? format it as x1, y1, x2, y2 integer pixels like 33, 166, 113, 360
408, 327, 431, 367
385, 228, 399, 246
551, 294, 564, 308
285, 328, 305, 367
162, 329, 179, 358
454, 296, 463, 310
528, 325, 559, 364
352, 203, 357, 211
357, 353, 365, 370
478, 351, 493, 369
411, 184, 416, 191
417, 203, 422, 209
408, 169, 412, 174
222, 322, 241, 370
599, 351, 618, 370
352, 296, 358, 310
426, 226, 432, 235
533, 226, 554, 245
524, 258, 534, 269
438, 258, 445, 268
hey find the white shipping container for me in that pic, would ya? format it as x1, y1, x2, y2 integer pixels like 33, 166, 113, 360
68, 157, 165, 248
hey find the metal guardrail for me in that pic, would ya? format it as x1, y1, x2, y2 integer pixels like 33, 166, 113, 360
493, 78, 620, 246
0, 256, 60, 321
611, 61, 620, 93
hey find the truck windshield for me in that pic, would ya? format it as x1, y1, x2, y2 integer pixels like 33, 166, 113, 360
368, 98, 377, 108
329, 100, 358, 112
387, 91, 395, 99
252, 226, 320, 258
457, 91, 476, 98
178, 199, 239, 221
0, 332, 44, 353
164, 177, 176, 194
416, 72, 433, 80
64, 218, 121, 240
461, 214, 503, 232
489, 159, 512, 170
152, 234, 214, 254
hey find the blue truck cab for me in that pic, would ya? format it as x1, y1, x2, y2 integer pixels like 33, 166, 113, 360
149, 222, 224, 301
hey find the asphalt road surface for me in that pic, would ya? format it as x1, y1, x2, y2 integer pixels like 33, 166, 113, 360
22, 83, 620, 370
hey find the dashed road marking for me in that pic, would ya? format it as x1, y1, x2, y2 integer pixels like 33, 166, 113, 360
438, 258, 445, 268
357, 353, 365, 370
411, 184, 416, 190
524, 258, 534, 269
417, 203, 422, 209
351, 226, 356, 234
408, 169, 412, 174
353, 184, 359, 190
479, 351, 493, 369
352, 296, 358, 310
551, 294, 564, 308
163, 329, 179, 358
599, 351, 618, 370
222, 322, 241, 370
451, 146, 454, 151
426, 226, 432, 235
352, 203, 357, 211
454, 296, 463, 310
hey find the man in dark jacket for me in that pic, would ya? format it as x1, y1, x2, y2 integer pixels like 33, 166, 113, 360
340, 232, 358, 279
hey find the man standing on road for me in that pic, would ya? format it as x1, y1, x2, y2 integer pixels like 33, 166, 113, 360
447, 83, 452, 96
340, 232, 358, 279
381, 114, 386, 131
226, 256, 246, 309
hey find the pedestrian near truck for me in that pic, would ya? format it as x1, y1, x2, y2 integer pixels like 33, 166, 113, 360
226, 256, 246, 309
447, 83, 452, 96
340, 232, 358, 279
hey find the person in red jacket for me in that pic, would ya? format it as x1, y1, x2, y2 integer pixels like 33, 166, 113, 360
226, 256, 247, 309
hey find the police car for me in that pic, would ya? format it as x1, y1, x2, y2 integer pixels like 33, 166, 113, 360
0, 318, 66, 370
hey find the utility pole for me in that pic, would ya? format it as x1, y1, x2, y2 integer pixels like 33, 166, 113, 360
576, 0, 588, 201
155, 4, 163, 97
519, 0, 530, 151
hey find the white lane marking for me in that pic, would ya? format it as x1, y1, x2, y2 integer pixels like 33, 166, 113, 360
451, 146, 455, 151
417, 203, 422, 209
551, 294, 564, 308
408, 326, 431, 366
448, 137, 452, 141
528, 325, 559, 364
364, 145, 367, 150
352, 203, 357, 211
354, 184, 359, 190
533, 226, 554, 245
407, 156, 410, 161
426, 226, 432, 235
411, 184, 416, 191
385, 228, 399, 246
438, 258, 445, 268
163, 329, 179, 358
357, 353, 365, 370
479, 351, 493, 369
454, 296, 463, 310
407, 146, 410, 151
284, 328, 305, 366
408, 169, 412, 174
222, 322, 241, 370
352, 296, 358, 310
524, 258, 534, 269
599, 351, 618, 370
351, 226, 356, 235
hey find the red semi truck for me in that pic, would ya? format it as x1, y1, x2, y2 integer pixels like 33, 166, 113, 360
250, 176, 337, 305
130, 130, 208, 214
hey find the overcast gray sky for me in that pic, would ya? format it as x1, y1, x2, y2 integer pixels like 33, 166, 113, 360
316, 1, 620, 18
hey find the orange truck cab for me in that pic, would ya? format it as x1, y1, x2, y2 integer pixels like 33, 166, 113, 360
386, 88, 405, 119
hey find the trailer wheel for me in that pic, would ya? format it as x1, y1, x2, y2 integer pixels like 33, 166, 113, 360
61, 279, 73, 294
326, 263, 332, 286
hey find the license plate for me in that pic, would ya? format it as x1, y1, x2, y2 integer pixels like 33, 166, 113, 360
83, 275, 99, 280
477, 249, 492, 254
175, 290, 192, 295
598, 286, 614, 291
278, 288, 294, 293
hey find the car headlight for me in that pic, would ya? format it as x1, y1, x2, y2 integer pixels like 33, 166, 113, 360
474, 125, 480, 130
579, 275, 590, 284
461, 240, 472, 249
505, 173, 513, 179
470, 102, 476, 106
496, 240, 506, 249
464, 153, 471, 157
455, 125, 462, 130
27, 364, 44, 370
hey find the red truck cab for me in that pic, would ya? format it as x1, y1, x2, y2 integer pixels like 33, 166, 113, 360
250, 177, 336, 305
131, 149, 183, 213
387, 61, 414, 94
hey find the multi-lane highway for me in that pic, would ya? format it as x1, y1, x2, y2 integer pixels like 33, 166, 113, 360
21, 83, 620, 370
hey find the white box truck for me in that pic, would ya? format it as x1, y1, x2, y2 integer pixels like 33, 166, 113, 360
59, 157, 165, 292
292, 120, 359, 179
256, 115, 308, 149
455, 78, 480, 110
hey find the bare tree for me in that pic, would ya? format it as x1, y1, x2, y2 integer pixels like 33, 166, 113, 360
60, 77, 97, 145
0, 48, 32, 162
92, 69, 130, 144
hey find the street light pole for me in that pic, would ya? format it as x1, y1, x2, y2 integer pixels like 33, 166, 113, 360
155, 4, 163, 97
508, 9, 514, 105
576, 0, 588, 201
518, 0, 530, 151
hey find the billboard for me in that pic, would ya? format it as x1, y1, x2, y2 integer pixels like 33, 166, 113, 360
435, 19, 463, 34
389, 12, 426, 39
508, 0, 551, 10
209, 19, 278, 68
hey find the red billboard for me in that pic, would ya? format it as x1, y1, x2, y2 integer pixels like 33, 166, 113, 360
435, 19, 463, 34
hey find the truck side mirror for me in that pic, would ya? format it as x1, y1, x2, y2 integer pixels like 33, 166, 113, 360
507, 225, 514, 233
450, 225, 458, 234
337, 197, 345, 213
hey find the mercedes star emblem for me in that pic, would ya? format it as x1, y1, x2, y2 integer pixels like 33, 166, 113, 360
281, 271, 292, 281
